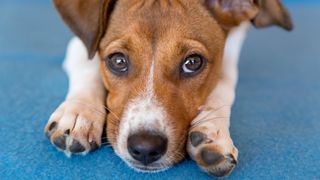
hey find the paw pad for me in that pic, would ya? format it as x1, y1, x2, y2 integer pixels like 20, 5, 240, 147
53, 135, 67, 150
201, 148, 224, 166
189, 131, 207, 147
44, 100, 106, 156
69, 140, 86, 153
199, 149, 237, 177
90, 141, 99, 152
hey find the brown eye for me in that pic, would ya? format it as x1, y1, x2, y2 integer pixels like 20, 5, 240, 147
181, 54, 205, 76
107, 53, 129, 75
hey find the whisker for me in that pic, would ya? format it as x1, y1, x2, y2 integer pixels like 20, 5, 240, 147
68, 100, 106, 116
190, 116, 230, 130
68, 99, 122, 121
195, 104, 231, 123
101, 144, 112, 147
189, 104, 232, 130
105, 107, 121, 121
106, 120, 118, 126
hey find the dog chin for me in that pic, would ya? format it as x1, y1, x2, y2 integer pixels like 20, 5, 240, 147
124, 159, 172, 173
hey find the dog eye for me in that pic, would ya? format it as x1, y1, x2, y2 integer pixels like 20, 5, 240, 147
106, 53, 129, 75
181, 54, 205, 76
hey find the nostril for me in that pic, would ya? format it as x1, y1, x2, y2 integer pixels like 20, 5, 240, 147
148, 151, 162, 160
132, 150, 141, 156
149, 151, 159, 157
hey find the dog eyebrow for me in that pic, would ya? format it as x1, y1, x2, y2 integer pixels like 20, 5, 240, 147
181, 38, 210, 62
103, 38, 130, 54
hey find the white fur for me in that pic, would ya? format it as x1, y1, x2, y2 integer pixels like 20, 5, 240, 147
53, 37, 170, 165
206, 22, 249, 117
46, 37, 106, 156
48, 21, 249, 168
64, 37, 105, 103
115, 61, 171, 164
188, 22, 250, 158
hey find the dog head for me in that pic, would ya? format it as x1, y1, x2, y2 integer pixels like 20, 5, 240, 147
54, 0, 293, 172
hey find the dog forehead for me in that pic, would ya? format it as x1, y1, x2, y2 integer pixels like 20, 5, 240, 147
108, 0, 222, 37
102, 0, 225, 58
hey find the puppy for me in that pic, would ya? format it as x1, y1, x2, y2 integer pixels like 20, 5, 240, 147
45, 0, 293, 177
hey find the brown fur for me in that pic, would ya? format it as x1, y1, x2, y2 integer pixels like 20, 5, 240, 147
53, 0, 293, 169
99, 0, 225, 162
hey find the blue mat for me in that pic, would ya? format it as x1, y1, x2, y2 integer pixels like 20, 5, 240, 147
0, 1, 319, 179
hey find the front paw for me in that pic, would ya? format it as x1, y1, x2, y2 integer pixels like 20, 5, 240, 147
44, 100, 106, 156
187, 127, 238, 177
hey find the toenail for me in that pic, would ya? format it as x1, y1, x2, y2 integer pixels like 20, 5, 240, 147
64, 129, 70, 135
190, 131, 207, 147
90, 141, 99, 152
70, 140, 85, 153
53, 136, 67, 150
201, 149, 224, 166
203, 152, 237, 177
226, 154, 237, 165
48, 122, 57, 131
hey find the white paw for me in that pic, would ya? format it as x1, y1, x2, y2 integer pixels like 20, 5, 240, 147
187, 107, 238, 177
44, 100, 106, 156
187, 128, 238, 177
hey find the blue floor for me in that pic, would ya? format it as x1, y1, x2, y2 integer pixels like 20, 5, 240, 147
0, 1, 319, 179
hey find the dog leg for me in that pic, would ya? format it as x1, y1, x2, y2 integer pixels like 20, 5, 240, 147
187, 22, 249, 177
44, 37, 106, 156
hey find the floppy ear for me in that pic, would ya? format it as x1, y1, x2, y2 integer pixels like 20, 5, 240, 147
53, 0, 115, 59
252, 0, 293, 31
204, 0, 293, 31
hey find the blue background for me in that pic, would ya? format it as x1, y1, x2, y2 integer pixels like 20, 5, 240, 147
0, 1, 319, 179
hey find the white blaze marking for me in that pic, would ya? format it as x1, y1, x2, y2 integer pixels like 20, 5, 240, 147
116, 61, 170, 160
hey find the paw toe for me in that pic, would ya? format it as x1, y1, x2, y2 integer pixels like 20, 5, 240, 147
190, 131, 207, 147
45, 122, 58, 138
90, 141, 99, 152
196, 147, 237, 177
201, 148, 224, 166
45, 100, 106, 156
226, 153, 237, 165
53, 135, 67, 150
207, 153, 237, 177
69, 139, 86, 153
48, 122, 57, 131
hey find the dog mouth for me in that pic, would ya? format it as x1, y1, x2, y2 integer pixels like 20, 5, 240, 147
124, 159, 172, 173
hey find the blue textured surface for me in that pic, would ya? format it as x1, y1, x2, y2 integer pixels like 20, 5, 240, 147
0, 1, 320, 180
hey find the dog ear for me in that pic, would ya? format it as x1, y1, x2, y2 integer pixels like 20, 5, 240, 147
204, 0, 293, 31
204, 0, 260, 30
53, 0, 115, 59
252, 0, 293, 31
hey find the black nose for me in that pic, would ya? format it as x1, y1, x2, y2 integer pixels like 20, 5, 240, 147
127, 131, 167, 165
